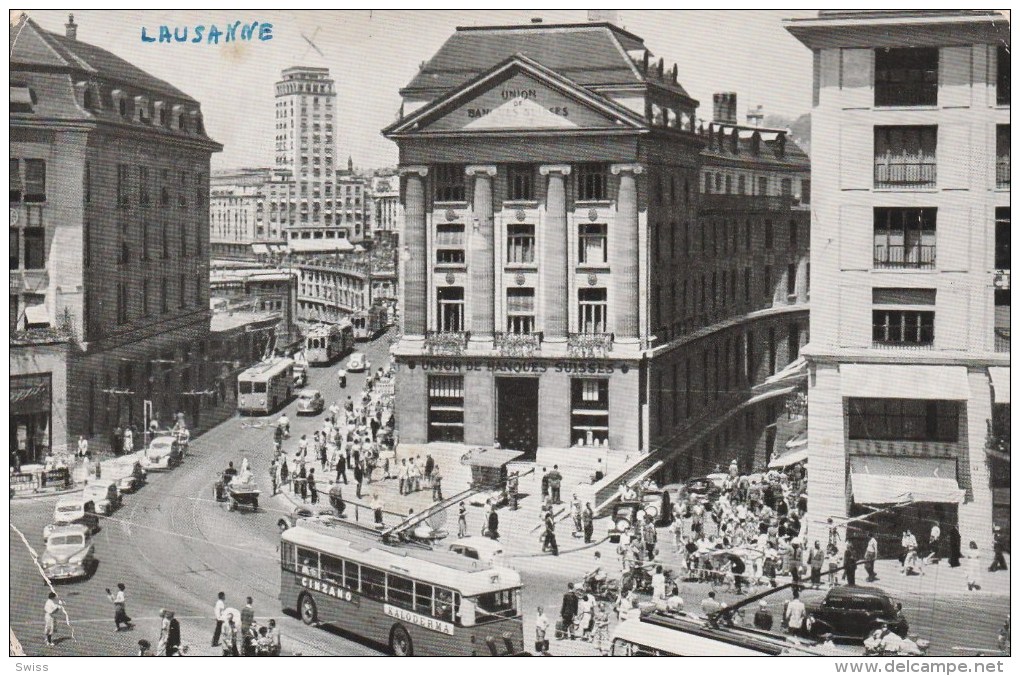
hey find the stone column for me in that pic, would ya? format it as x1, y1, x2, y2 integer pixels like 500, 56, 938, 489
611, 163, 643, 341
466, 165, 497, 342
539, 164, 571, 341
399, 166, 428, 338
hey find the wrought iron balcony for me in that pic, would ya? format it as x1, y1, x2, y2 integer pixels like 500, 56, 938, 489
424, 330, 469, 356
874, 162, 937, 188
997, 157, 1010, 188
873, 244, 936, 269
567, 332, 614, 359
493, 331, 542, 357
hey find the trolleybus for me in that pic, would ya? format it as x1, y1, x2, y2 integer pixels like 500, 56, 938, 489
280, 520, 524, 656
237, 357, 295, 415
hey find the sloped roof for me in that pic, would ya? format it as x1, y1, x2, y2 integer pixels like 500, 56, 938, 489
10, 15, 195, 102
701, 124, 810, 171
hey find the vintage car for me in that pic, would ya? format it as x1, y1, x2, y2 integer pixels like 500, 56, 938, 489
142, 435, 183, 471
40, 524, 96, 581
277, 506, 341, 532
607, 500, 658, 543
681, 476, 724, 503
803, 585, 909, 641
295, 388, 325, 416
346, 352, 370, 373
110, 458, 147, 494
43, 497, 99, 541
82, 480, 121, 516
448, 537, 505, 565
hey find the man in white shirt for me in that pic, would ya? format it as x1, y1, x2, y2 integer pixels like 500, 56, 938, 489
535, 606, 550, 654
77, 436, 88, 458
212, 591, 226, 647
785, 593, 806, 635
44, 592, 60, 646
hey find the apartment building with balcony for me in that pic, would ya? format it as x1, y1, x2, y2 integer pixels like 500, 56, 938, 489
209, 168, 275, 259
786, 10, 1009, 545
10, 15, 222, 460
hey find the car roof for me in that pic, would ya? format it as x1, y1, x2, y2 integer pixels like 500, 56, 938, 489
151, 435, 177, 445
47, 524, 90, 537
827, 585, 890, 599
449, 536, 504, 552
56, 496, 90, 507
299, 388, 321, 396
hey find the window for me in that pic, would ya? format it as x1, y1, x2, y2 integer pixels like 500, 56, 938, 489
178, 275, 187, 309
10, 229, 19, 269
436, 223, 465, 265
162, 222, 170, 259
178, 171, 188, 208
762, 265, 771, 302
724, 175, 732, 195
320, 554, 343, 585
800, 179, 810, 204
780, 178, 792, 197
195, 173, 204, 206
437, 287, 464, 332
744, 268, 751, 303
848, 398, 959, 442
475, 590, 519, 623
571, 378, 609, 446
117, 282, 128, 324
138, 167, 150, 206
23, 159, 45, 203
578, 223, 607, 265
745, 219, 751, 250
767, 327, 777, 376
387, 574, 414, 610
995, 207, 1010, 270
506, 288, 535, 334
998, 45, 1010, 106
23, 228, 45, 270
683, 222, 690, 255
874, 126, 937, 187
737, 175, 745, 195
874, 207, 936, 268
875, 47, 938, 107
789, 219, 798, 249
997, 125, 1010, 188
161, 280, 169, 314
428, 375, 464, 443
507, 164, 534, 201
714, 174, 722, 193
117, 164, 129, 207
343, 561, 360, 591
787, 264, 797, 297
788, 323, 800, 362
10, 158, 22, 202
764, 219, 773, 249
506, 224, 535, 264
576, 163, 607, 201
434, 164, 465, 202
414, 582, 435, 617
578, 288, 607, 333
757, 176, 767, 196
872, 288, 936, 346
194, 276, 202, 307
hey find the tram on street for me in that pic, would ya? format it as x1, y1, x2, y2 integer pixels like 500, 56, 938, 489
351, 304, 388, 341
304, 321, 354, 366
237, 357, 295, 415
279, 519, 524, 656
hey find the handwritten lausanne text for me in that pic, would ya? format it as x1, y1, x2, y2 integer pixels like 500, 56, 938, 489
141, 21, 273, 44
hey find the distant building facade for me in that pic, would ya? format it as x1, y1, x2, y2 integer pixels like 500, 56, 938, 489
209, 168, 273, 259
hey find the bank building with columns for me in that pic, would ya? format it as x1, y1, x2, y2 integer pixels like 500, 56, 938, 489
384, 20, 806, 481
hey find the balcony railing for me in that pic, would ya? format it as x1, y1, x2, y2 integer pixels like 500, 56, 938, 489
424, 330, 470, 356
874, 162, 937, 188
873, 244, 936, 269
567, 332, 614, 359
875, 81, 938, 108
872, 341, 934, 350
995, 327, 1010, 353
997, 158, 1010, 188
493, 331, 543, 357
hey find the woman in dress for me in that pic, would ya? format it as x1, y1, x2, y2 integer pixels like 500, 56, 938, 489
964, 541, 983, 591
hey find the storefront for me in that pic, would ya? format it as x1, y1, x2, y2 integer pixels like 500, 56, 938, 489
10, 373, 52, 466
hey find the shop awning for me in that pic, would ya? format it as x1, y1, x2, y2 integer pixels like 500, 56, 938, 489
251, 243, 269, 255
989, 367, 1010, 404
769, 446, 809, 469
849, 456, 965, 505
23, 304, 49, 327
841, 364, 970, 400
287, 238, 354, 254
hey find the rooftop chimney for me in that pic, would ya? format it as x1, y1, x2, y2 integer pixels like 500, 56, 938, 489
65, 13, 77, 40
588, 9, 619, 24
712, 92, 737, 125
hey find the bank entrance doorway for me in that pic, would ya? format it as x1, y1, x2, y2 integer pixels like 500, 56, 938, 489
495, 377, 539, 458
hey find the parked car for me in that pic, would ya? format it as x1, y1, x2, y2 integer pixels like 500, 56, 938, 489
608, 501, 658, 543
43, 497, 99, 541
82, 480, 121, 516
803, 585, 909, 641
111, 459, 147, 494
142, 436, 183, 471
448, 537, 505, 565
295, 388, 325, 416
277, 506, 339, 532
40, 524, 96, 581
346, 352, 370, 373
682, 476, 723, 503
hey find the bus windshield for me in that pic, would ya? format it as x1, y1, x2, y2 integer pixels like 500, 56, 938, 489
254, 381, 267, 393
239, 381, 253, 394
472, 589, 519, 623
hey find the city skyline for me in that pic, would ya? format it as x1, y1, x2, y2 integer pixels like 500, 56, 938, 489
25, 10, 817, 171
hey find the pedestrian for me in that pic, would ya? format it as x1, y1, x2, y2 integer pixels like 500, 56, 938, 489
123, 426, 134, 454
137, 639, 153, 656
398, 458, 407, 495
560, 583, 579, 640
926, 522, 942, 564
487, 505, 500, 541
297, 464, 308, 502
540, 468, 550, 501
754, 600, 774, 631
354, 461, 364, 499
308, 468, 318, 504
785, 591, 806, 635
651, 564, 666, 601
424, 454, 435, 484
571, 495, 583, 535
458, 501, 468, 538
965, 541, 983, 590
576, 589, 593, 641
809, 540, 825, 586
77, 435, 88, 458
269, 458, 279, 496
548, 465, 563, 504
990, 527, 1009, 572
112, 425, 123, 456
273, 424, 284, 453
156, 609, 170, 656
864, 532, 879, 582
582, 502, 594, 544
700, 590, 723, 615
949, 524, 962, 568
211, 591, 226, 647
432, 464, 443, 501
166, 611, 182, 656
508, 471, 519, 511
844, 540, 858, 586
592, 602, 610, 655
240, 597, 255, 656
543, 510, 557, 555
268, 619, 281, 656
279, 455, 289, 488
43, 592, 60, 646
329, 481, 346, 516
372, 494, 384, 527
107, 583, 133, 631
335, 453, 348, 484
535, 606, 550, 654
297, 434, 308, 463
319, 439, 329, 472
221, 614, 238, 656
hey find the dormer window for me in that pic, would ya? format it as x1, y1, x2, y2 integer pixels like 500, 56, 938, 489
172, 104, 185, 131
10, 83, 35, 113
112, 89, 128, 118
154, 101, 167, 126
188, 110, 201, 134
134, 95, 149, 123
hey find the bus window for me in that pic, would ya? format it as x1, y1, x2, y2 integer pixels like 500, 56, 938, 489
239, 381, 253, 394
321, 554, 344, 585
610, 639, 632, 656
361, 566, 385, 600
297, 547, 320, 578
281, 542, 295, 570
473, 589, 518, 623
387, 574, 414, 610
414, 582, 434, 616
344, 561, 360, 592
254, 381, 267, 393
435, 588, 456, 624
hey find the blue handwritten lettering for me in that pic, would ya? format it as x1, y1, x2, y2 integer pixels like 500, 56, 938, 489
192, 25, 205, 43
207, 25, 222, 44
141, 27, 156, 43
158, 25, 172, 43
240, 22, 258, 41
259, 23, 273, 41
174, 26, 188, 43
225, 21, 240, 42
139, 21, 273, 45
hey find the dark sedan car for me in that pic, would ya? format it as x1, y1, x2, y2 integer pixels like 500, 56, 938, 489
803, 585, 908, 640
